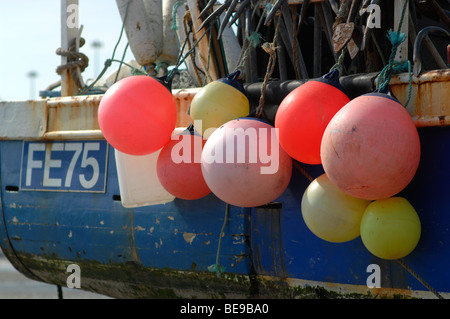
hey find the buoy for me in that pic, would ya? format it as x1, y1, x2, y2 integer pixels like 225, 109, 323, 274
189, 71, 250, 138
275, 71, 350, 164
98, 75, 177, 155
116, 0, 162, 73
301, 174, 371, 243
157, 129, 211, 200
321, 92, 420, 200
360, 197, 421, 260
201, 118, 292, 207
158, 0, 180, 65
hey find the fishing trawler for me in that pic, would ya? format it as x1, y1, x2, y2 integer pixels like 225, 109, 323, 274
0, 0, 449, 299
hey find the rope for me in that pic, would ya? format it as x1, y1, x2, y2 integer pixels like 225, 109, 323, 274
208, 203, 229, 278
293, 161, 314, 182
375, 0, 413, 107
56, 36, 89, 89
78, 0, 132, 95
396, 259, 444, 299
166, 23, 214, 82
255, 14, 282, 118
233, 32, 262, 78
114, 42, 129, 83
171, 1, 186, 31
329, 47, 347, 75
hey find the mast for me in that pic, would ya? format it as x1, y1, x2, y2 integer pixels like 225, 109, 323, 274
60, 0, 82, 96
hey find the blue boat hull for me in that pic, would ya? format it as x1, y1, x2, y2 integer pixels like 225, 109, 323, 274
1, 125, 449, 298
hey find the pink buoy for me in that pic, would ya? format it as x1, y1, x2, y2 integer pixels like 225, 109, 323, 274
98, 75, 177, 155
321, 93, 421, 200
157, 130, 211, 200
201, 118, 292, 207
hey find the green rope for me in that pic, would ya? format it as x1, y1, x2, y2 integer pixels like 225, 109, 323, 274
114, 42, 129, 83
208, 203, 229, 278
171, 1, 186, 31
375, 0, 413, 107
329, 47, 347, 75
79, 0, 132, 95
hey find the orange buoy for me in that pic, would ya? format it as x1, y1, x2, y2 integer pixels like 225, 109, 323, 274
201, 117, 292, 207
321, 92, 420, 200
98, 75, 177, 155
157, 129, 211, 200
275, 71, 350, 164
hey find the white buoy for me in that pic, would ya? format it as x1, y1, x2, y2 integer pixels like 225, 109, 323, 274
156, 0, 181, 74
115, 0, 163, 74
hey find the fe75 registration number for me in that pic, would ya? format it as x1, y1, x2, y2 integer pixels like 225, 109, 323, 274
20, 140, 108, 192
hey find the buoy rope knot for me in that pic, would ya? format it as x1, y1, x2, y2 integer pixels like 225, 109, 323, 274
329, 46, 347, 75
256, 15, 282, 118
375, 0, 412, 106
56, 36, 89, 89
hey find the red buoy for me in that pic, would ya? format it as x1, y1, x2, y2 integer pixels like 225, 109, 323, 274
157, 130, 211, 200
275, 75, 350, 164
98, 75, 177, 155
321, 93, 421, 200
201, 118, 292, 207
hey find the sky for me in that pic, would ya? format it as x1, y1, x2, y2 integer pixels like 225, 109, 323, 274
0, 0, 135, 101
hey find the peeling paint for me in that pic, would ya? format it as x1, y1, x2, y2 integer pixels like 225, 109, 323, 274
168, 216, 174, 221
183, 232, 196, 245
135, 226, 145, 231
232, 235, 246, 244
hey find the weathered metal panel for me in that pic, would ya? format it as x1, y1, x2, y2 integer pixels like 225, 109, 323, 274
389, 69, 450, 127
47, 95, 102, 132
0, 100, 47, 139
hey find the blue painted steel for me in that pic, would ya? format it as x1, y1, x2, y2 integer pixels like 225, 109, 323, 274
1, 140, 251, 275
1, 125, 450, 296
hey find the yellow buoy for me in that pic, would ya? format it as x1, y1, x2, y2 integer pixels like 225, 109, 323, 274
301, 174, 371, 243
360, 197, 421, 260
189, 71, 249, 138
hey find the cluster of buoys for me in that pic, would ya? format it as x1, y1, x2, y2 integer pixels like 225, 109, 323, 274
98, 75, 209, 200
190, 71, 292, 207
98, 71, 292, 207
99, 70, 422, 260
276, 70, 422, 260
